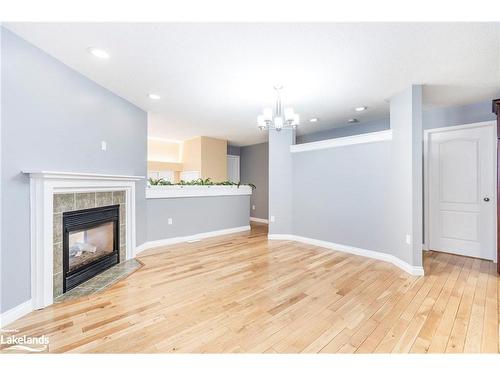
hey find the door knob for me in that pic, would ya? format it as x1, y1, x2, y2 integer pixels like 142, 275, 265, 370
484, 197, 490, 202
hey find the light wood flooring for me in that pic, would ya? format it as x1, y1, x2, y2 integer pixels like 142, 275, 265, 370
2, 223, 499, 353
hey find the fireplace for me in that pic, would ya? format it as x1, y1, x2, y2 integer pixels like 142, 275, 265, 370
63, 205, 120, 292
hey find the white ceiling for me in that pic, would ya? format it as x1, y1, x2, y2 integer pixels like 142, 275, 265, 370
5, 23, 500, 146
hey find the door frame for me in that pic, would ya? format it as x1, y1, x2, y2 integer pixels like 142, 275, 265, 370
227, 155, 240, 182
492, 99, 500, 273
423, 120, 497, 262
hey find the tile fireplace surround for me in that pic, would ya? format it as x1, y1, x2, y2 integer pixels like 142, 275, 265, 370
52, 191, 127, 298
24, 171, 144, 309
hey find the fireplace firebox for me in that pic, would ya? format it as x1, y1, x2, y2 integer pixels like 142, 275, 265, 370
63, 205, 120, 292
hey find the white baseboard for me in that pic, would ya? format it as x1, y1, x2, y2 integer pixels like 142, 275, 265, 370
268, 234, 424, 276
0, 300, 33, 328
135, 225, 251, 255
250, 217, 269, 224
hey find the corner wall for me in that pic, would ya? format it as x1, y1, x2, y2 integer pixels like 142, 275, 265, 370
0, 29, 147, 313
268, 129, 294, 234
240, 142, 268, 220
292, 141, 391, 253
270, 85, 424, 274
388, 85, 423, 267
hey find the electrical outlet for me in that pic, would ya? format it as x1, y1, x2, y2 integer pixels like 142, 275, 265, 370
168, 218, 173, 225
270, 215, 275, 223
405, 234, 411, 245
252, 205, 256, 210
101, 141, 107, 151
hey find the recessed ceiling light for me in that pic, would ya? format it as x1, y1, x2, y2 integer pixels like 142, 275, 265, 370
355, 106, 367, 112
309, 118, 319, 123
348, 118, 359, 123
87, 47, 109, 59
148, 93, 161, 100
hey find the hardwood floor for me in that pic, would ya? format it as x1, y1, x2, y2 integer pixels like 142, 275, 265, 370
2, 223, 499, 353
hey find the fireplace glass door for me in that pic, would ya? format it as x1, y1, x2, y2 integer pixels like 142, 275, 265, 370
68, 221, 115, 273
63, 205, 120, 292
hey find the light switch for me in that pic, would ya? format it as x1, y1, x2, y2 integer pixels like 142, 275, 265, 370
101, 141, 107, 151
168, 218, 173, 225
270, 216, 275, 223
252, 205, 256, 210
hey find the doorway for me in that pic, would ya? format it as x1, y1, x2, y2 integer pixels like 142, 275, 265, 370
424, 121, 497, 261
227, 155, 240, 183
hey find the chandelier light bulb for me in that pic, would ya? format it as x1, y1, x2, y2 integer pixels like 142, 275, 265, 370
256, 87, 301, 131
263, 107, 273, 120
284, 107, 295, 121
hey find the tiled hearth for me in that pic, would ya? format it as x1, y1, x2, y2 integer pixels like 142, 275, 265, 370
54, 259, 142, 302
52, 191, 127, 298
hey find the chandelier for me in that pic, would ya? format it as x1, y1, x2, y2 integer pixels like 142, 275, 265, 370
257, 86, 300, 131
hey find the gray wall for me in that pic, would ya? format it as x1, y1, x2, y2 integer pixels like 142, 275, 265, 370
227, 145, 241, 156
240, 142, 268, 220
146, 195, 250, 241
291, 86, 424, 269
1, 29, 147, 313
268, 129, 295, 234
293, 141, 392, 253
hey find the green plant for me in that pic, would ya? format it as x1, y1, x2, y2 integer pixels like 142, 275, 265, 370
148, 177, 172, 186
148, 177, 255, 189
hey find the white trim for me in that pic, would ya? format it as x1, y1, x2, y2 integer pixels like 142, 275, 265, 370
22, 171, 144, 181
268, 234, 424, 276
135, 225, 251, 254
24, 171, 143, 309
423, 121, 497, 262
290, 129, 392, 153
146, 185, 253, 199
250, 217, 269, 224
0, 300, 33, 328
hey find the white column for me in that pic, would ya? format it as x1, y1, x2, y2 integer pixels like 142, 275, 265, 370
388, 84, 423, 268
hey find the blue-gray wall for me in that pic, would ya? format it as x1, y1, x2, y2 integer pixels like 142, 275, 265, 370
296, 99, 496, 144
1, 29, 147, 313
423, 100, 496, 129
292, 86, 424, 268
388, 85, 423, 266
293, 141, 392, 253
238, 97, 497, 226
146, 195, 250, 241
268, 129, 295, 234
297, 118, 390, 144
240, 142, 268, 220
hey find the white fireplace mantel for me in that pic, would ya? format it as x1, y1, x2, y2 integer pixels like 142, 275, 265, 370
23, 170, 145, 181
23, 171, 144, 309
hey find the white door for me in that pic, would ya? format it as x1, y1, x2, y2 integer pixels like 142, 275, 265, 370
427, 123, 496, 260
227, 155, 240, 183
